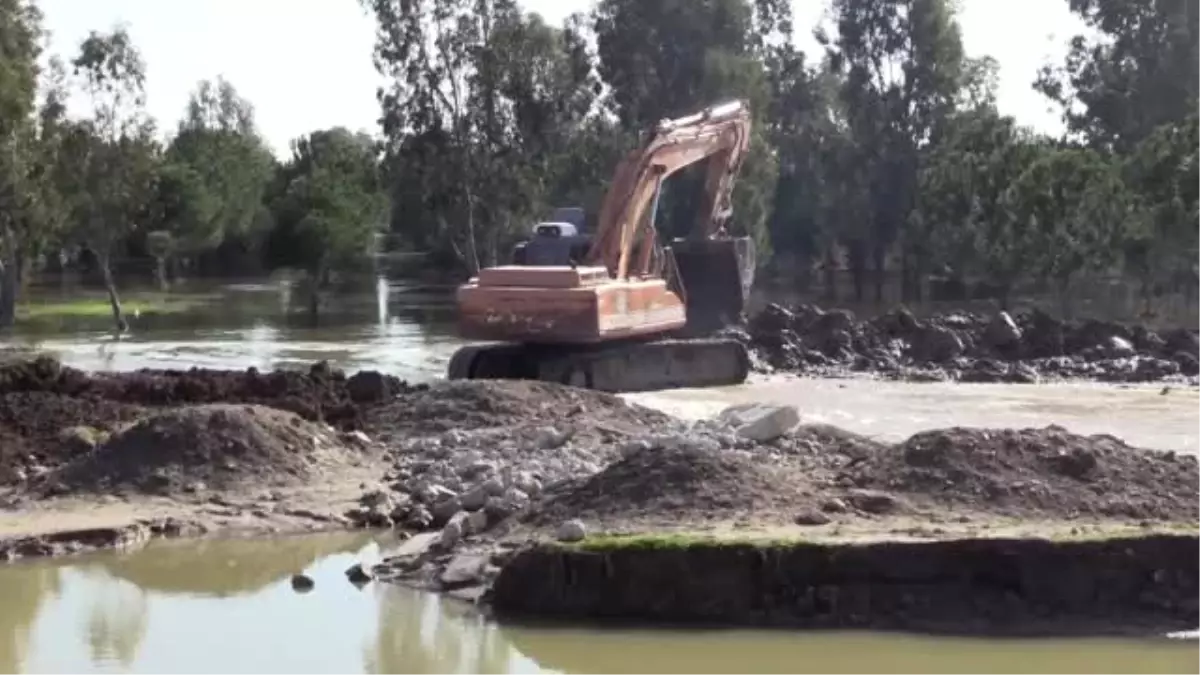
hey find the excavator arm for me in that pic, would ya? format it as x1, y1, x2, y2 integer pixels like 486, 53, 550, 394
585, 100, 752, 281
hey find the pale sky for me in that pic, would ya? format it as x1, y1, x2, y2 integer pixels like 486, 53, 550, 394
37, 0, 1087, 158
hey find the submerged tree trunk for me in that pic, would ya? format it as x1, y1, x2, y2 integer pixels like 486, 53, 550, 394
306, 264, 326, 324
872, 244, 886, 303
463, 190, 482, 275
0, 258, 15, 329
847, 240, 866, 302
97, 250, 128, 333
0, 246, 30, 329
153, 256, 170, 291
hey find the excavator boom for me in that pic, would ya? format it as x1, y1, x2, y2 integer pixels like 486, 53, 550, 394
449, 100, 757, 392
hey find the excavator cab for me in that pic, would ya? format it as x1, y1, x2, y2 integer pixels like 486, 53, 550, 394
511, 208, 592, 267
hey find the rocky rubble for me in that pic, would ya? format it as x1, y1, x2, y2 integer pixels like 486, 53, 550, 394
728, 303, 1200, 384
366, 401, 1198, 600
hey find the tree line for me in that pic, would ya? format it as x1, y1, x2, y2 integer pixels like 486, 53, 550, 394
0, 0, 1195, 331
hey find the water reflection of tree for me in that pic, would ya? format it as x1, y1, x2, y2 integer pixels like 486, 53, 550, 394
83, 575, 148, 670
0, 564, 62, 673
95, 532, 371, 597
365, 586, 514, 674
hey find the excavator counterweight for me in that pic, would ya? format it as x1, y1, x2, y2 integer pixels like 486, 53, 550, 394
447, 100, 757, 393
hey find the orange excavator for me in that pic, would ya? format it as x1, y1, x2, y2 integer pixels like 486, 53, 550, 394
446, 100, 757, 393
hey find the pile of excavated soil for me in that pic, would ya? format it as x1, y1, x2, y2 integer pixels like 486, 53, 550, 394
43, 404, 367, 495
521, 424, 1198, 531
0, 357, 672, 490
363, 379, 673, 439
0, 356, 415, 429
734, 303, 1200, 383
844, 425, 1200, 521
0, 391, 145, 484
526, 444, 806, 528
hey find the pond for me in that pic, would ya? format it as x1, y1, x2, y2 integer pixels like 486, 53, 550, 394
0, 534, 1194, 674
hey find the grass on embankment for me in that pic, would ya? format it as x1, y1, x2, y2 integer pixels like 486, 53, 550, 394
565, 522, 1200, 553
17, 293, 211, 320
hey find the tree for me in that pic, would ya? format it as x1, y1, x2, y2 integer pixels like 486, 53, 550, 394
1035, 0, 1199, 153
365, 0, 608, 273
762, 46, 847, 288
1121, 111, 1199, 302
263, 128, 388, 316
59, 27, 160, 333
823, 0, 969, 301
152, 77, 275, 280
591, 0, 787, 260
0, 0, 68, 328
911, 108, 1047, 299
1000, 147, 1132, 311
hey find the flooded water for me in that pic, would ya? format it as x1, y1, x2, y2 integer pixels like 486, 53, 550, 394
0, 534, 1194, 674
5, 279, 1197, 454
5, 279, 463, 380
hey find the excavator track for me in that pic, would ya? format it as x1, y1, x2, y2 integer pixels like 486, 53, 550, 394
446, 338, 749, 393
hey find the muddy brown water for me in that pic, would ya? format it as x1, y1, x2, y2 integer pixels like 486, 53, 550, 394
0, 533, 1194, 674
2, 280, 1198, 673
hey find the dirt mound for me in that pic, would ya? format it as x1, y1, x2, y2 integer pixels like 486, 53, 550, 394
736, 303, 1199, 383
844, 426, 1199, 521
0, 357, 416, 429
365, 379, 673, 437
527, 444, 803, 527
0, 391, 145, 483
45, 404, 367, 495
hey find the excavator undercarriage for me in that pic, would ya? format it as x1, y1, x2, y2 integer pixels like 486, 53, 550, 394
448, 236, 756, 393
445, 100, 758, 393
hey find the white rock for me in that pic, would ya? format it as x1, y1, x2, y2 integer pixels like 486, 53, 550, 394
482, 477, 506, 496
432, 497, 462, 523
418, 483, 457, 505
441, 429, 471, 446
465, 510, 489, 535
533, 426, 566, 450
502, 487, 530, 508
1105, 335, 1136, 358
575, 461, 601, 476
512, 472, 542, 496
440, 553, 487, 585
459, 486, 488, 511
358, 489, 391, 509
555, 519, 587, 543
458, 460, 497, 479
438, 513, 465, 548
619, 439, 653, 459
717, 403, 800, 443
984, 311, 1023, 347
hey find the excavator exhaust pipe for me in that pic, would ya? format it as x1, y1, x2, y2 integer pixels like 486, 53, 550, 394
668, 235, 756, 336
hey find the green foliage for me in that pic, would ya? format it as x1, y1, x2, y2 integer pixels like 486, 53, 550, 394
1001, 147, 1132, 293
1121, 112, 1199, 290
264, 128, 388, 283
1035, 0, 1199, 152
592, 0, 784, 257
0, 0, 1194, 318
159, 77, 275, 254
913, 108, 1048, 286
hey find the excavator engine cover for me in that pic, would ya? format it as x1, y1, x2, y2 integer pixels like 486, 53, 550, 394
668, 235, 756, 336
